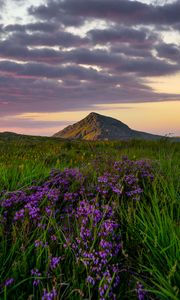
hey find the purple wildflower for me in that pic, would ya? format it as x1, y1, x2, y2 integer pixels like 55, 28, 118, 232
73, 197, 121, 299
50, 257, 61, 269
4, 278, 14, 287
34, 240, 43, 247
31, 269, 41, 287
14, 209, 25, 221
51, 235, 57, 241
42, 288, 57, 300
136, 282, 146, 300
87, 275, 95, 286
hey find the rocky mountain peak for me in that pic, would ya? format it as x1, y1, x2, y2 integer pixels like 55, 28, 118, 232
53, 112, 162, 141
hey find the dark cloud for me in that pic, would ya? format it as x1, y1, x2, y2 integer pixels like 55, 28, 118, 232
29, 0, 148, 25
0, 60, 121, 83
0, 40, 64, 63
29, 0, 180, 26
0, 25, 156, 63
2, 30, 89, 47
111, 44, 153, 58
87, 27, 155, 45
28, 1, 84, 26
0, 73, 179, 120
63, 49, 178, 77
63, 0, 180, 25
3, 22, 59, 33
64, 48, 121, 67
1, 48, 179, 78
116, 57, 179, 76
156, 43, 180, 62
0, 24, 4, 32
173, 22, 180, 31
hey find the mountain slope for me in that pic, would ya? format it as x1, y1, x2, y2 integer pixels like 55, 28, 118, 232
53, 112, 163, 141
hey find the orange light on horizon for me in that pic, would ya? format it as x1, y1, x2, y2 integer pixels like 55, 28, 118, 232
1, 100, 180, 136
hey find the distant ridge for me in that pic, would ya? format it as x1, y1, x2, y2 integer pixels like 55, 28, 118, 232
53, 112, 163, 141
0, 132, 61, 142
0, 131, 42, 142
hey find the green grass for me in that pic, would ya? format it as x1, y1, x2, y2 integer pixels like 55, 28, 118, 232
0, 136, 179, 299
0, 136, 179, 190
117, 174, 180, 299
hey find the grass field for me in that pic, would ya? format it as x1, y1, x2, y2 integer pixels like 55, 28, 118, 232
0, 136, 179, 299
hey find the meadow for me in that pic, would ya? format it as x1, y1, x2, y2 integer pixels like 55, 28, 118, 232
0, 135, 179, 300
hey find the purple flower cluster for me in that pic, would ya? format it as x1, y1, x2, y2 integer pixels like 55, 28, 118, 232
97, 170, 142, 201
1, 190, 26, 208
1, 168, 84, 226
34, 239, 48, 248
97, 157, 153, 201
71, 198, 121, 299
31, 269, 41, 286
1, 158, 153, 227
42, 288, 57, 300
114, 156, 154, 181
0, 157, 154, 299
97, 172, 123, 197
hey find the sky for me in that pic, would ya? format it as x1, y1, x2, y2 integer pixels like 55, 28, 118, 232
0, 0, 180, 136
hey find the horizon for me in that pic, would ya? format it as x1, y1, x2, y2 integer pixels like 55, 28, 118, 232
1, 105, 180, 137
0, 0, 180, 136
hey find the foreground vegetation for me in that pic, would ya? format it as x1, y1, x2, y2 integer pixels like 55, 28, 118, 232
0, 136, 179, 299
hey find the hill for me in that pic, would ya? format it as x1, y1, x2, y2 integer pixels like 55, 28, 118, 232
0, 132, 62, 143
53, 112, 163, 141
0, 131, 44, 142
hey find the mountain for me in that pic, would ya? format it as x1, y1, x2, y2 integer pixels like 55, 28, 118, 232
53, 112, 163, 141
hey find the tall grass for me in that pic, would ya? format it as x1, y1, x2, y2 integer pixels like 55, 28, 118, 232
117, 175, 180, 299
0, 137, 179, 299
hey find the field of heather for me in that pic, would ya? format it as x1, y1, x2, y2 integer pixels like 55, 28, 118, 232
0, 137, 179, 300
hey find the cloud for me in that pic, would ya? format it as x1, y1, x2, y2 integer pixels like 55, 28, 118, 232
3, 22, 59, 33
156, 43, 180, 61
1, 49, 179, 79
0, 69, 179, 121
173, 22, 180, 31
0, 0, 5, 19
1, 30, 89, 47
0, 40, 65, 63
0, 0, 179, 130
116, 57, 179, 76
64, 48, 121, 67
29, 0, 180, 26
0, 60, 120, 82
28, 1, 84, 26
0, 25, 157, 63
111, 44, 153, 58
0, 0, 5, 8
87, 26, 157, 45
